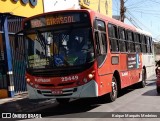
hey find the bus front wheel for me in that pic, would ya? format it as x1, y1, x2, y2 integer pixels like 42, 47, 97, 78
109, 76, 118, 102
56, 98, 70, 104
99, 76, 118, 103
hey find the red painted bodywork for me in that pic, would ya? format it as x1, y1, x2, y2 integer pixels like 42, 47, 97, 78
24, 9, 144, 97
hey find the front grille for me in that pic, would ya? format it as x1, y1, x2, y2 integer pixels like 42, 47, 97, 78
63, 88, 77, 92
37, 87, 77, 97
38, 82, 75, 88
44, 94, 72, 96
39, 84, 55, 87
58, 82, 75, 86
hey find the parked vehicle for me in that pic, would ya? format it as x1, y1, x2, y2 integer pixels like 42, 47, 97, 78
156, 60, 160, 93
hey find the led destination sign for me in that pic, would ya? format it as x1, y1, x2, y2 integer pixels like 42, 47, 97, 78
46, 15, 77, 25
30, 14, 80, 28
28, 13, 88, 29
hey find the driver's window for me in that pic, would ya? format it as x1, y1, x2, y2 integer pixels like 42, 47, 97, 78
95, 19, 107, 54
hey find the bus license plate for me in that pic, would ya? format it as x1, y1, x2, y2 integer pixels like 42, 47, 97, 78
52, 90, 63, 95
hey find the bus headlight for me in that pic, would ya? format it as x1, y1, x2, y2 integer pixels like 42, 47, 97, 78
88, 74, 94, 79
26, 78, 30, 83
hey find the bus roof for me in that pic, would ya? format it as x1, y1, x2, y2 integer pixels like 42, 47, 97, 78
23, 9, 152, 37
88, 9, 152, 36
88, 9, 136, 31
136, 28, 152, 36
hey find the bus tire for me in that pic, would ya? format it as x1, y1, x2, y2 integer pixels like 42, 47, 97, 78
157, 87, 160, 94
139, 69, 146, 88
108, 76, 118, 102
56, 98, 70, 104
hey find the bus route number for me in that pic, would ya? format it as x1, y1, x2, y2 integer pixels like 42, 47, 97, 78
31, 19, 43, 28
61, 75, 78, 82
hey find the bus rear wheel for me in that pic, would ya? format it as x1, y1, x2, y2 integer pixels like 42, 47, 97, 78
108, 76, 118, 102
56, 98, 70, 104
139, 69, 146, 88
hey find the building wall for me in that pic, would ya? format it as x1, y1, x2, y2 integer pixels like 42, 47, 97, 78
0, 0, 43, 98
0, 0, 44, 17
43, 0, 112, 17
79, 0, 112, 17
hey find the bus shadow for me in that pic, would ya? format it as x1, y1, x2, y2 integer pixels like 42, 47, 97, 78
18, 82, 157, 118
146, 81, 156, 86
32, 98, 101, 118
32, 87, 139, 118
0, 97, 54, 113
142, 89, 160, 96
118, 84, 138, 97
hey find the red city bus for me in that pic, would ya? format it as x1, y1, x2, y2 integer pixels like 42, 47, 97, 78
17, 9, 155, 103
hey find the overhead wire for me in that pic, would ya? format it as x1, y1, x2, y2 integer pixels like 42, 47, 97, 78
125, 14, 142, 29
126, 0, 149, 8
131, 10, 160, 16
124, 0, 160, 38
112, 0, 160, 38
126, 10, 153, 32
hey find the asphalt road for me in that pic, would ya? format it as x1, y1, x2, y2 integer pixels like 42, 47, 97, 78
18, 75, 160, 121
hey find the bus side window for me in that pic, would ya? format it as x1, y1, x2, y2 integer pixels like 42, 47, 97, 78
108, 24, 119, 52
134, 33, 141, 53
141, 35, 147, 53
146, 36, 151, 53
119, 27, 127, 52
95, 31, 101, 54
150, 37, 153, 53
126, 30, 135, 53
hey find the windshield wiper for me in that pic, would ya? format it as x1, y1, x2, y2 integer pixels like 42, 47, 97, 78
35, 30, 46, 50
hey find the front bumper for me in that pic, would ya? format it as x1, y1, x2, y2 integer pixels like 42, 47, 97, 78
27, 80, 98, 99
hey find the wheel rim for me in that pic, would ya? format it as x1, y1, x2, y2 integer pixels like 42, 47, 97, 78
112, 80, 117, 98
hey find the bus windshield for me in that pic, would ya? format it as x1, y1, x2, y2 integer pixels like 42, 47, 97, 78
25, 27, 94, 69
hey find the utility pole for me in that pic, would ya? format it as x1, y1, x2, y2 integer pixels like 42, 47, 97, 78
120, 0, 126, 22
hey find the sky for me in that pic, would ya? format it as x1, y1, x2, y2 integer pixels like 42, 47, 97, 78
112, 0, 160, 41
